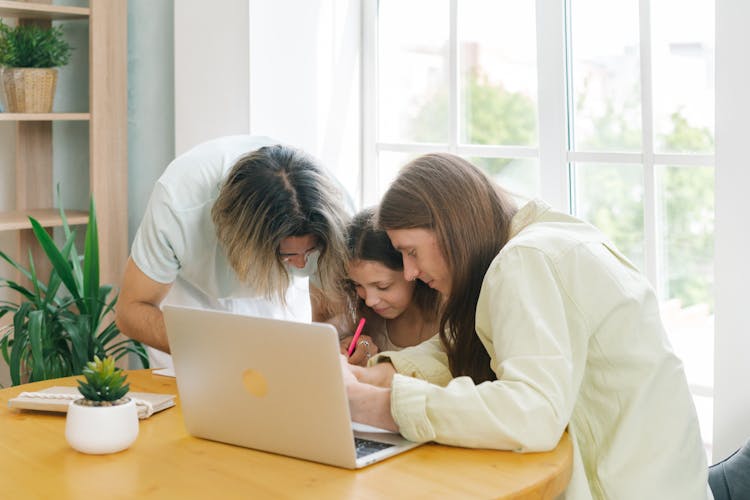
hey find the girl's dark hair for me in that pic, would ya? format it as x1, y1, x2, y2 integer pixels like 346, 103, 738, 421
346, 208, 440, 327
377, 153, 517, 383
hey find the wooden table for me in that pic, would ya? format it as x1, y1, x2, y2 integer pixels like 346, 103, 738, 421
0, 370, 572, 499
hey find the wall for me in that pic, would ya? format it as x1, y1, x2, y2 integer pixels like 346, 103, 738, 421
173, 0, 250, 156
127, 0, 175, 245
53, 0, 89, 212
172, 0, 361, 201
713, 0, 750, 462
248, 0, 362, 201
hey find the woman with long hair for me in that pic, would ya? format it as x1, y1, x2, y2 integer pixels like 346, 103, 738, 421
341, 153, 709, 499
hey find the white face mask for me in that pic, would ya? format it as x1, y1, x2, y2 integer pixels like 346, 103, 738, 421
284, 250, 319, 279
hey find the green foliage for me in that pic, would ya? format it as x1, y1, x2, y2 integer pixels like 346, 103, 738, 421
0, 197, 149, 386
659, 113, 714, 308
663, 111, 714, 153
574, 163, 645, 270
575, 75, 643, 152
463, 72, 537, 149
0, 19, 72, 68
572, 79, 646, 270
410, 71, 537, 175
411, 68, 714, 311
579, 109, 715, 310
76, 355, 130, 402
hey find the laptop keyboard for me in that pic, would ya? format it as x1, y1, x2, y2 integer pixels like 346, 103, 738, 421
354, 437, 394, 459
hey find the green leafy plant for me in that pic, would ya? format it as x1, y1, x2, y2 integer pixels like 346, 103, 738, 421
0, 197, 149, 386
0, 19, 72, 68
76, 355, 130, 404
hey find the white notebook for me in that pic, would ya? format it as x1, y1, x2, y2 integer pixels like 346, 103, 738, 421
8, 386, 175, 419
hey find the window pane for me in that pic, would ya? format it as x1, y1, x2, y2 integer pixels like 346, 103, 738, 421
656, 165, 714, 311
573, 163, 645, 270
471, 157, 539, 201
378, 0, 449, 143
376, 151, 417, 199
569, 0, 641, 152
656, 164, 714, 387
651, 0, 714, 153
458, 0, 537, 146
661, 298, 714, 395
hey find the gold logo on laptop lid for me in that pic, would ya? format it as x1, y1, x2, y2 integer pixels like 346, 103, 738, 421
242, 369, 268, 397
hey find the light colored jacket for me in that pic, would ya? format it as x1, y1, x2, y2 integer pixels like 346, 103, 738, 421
375, 199, 709, 500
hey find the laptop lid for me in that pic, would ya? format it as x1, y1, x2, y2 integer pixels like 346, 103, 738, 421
163, 305, 421, 469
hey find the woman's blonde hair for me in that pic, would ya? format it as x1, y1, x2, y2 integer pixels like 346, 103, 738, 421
378, 153, 517, 383
211, 144, 349, 311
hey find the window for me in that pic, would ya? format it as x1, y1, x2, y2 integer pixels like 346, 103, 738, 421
364, 0, 715, 452
362, 0, 540, 206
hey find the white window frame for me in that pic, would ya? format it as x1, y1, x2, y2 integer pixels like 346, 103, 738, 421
563, 0, 714, 400
362, 0, 716, 430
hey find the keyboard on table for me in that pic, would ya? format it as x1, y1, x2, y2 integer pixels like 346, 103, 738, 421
354, 437, 394, 458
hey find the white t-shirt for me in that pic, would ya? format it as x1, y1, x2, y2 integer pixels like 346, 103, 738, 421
131, 135, 313, 368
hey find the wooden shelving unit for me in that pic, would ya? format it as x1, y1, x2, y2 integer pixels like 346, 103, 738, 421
0, 0, 127, 284
0, 113, 90, 121
0, 209, 89, 231
0, 1, 88, 20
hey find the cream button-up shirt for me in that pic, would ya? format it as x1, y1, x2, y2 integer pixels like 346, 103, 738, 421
374, 200, 709, 500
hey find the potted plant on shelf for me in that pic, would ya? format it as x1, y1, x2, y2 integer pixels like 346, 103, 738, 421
0, 19, 72, 112
0, 196, 149, 385
65, 355, 139, 454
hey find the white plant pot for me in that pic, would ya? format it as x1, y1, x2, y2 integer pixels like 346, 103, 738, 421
65, 397, 139, 454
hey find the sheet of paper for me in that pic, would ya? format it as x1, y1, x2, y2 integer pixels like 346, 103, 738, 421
152, 367, 176, 377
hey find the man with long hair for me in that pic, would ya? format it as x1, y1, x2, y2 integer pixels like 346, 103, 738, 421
116, 136, 349, 369
343, 153, 709, 499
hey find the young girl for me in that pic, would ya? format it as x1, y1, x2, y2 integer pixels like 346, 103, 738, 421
340, 208, 440, 366
341, 154, 709, 499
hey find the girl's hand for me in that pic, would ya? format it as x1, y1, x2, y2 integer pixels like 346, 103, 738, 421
339, 334, 379, 366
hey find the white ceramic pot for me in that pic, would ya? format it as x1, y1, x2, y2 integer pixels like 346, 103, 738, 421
65, 397, 139, 454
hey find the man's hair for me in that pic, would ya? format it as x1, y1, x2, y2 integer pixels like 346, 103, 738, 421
346, 207, 440, 326
377, 153, 517, 383
211, 144, 349, 309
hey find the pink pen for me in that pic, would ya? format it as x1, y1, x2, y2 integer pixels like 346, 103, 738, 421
347, 318, 367, 357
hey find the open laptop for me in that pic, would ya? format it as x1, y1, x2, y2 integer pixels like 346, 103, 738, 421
163, 304, 423, 469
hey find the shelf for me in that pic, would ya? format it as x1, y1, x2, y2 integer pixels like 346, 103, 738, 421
0, 0, 127, 285
0, 209, 88, 232
0, 113, 90, 121
0, 1, 89, 20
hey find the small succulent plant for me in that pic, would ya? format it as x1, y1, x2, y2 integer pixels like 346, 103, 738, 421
76, 356, 130, 406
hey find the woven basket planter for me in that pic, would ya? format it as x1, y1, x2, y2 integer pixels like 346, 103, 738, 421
2, 67, 58, 113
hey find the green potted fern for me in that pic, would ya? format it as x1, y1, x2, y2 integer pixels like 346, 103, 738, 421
0, 196, 149, 386
65, 355, 139, 454
0, 18, 72, 112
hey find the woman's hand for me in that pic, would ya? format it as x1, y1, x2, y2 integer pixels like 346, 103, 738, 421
339, 355, 397, 431
350, 361, 397, 388
339, 334, 379, 366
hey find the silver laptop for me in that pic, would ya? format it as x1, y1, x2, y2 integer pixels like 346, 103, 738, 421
163, 304, 423, 469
